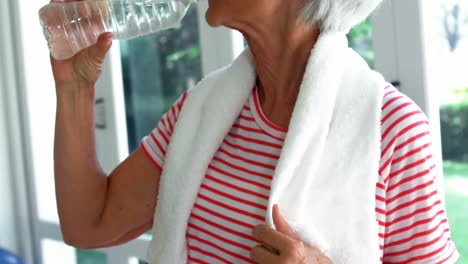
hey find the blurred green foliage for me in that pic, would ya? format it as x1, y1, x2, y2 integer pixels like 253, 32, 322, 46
347, 19, 375, 68
444, 161, 468, 178
440, 92, 468, 162
440, 85, 468, 264
444, 161, 468, 263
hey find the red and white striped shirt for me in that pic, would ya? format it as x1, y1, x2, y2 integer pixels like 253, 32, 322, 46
141, 85, 459, 263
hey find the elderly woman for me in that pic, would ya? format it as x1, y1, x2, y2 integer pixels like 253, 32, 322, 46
50, 0, 459, 263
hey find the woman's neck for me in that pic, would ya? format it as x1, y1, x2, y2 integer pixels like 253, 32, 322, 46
249, 26, 318, 106
232, 15, 320, 127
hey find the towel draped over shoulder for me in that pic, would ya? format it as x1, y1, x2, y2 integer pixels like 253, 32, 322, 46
147, 32, 386, 264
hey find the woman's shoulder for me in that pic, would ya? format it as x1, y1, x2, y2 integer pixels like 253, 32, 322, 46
380, 84, 431, 142
379, 84, 433, 178
377, 85, 458, 264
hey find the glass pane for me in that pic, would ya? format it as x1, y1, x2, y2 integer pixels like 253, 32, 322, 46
41, 239, 76, 264
76, 249, 107, 264
347, 19, 375, 68
120, 5, 202, 152
424, 1, 468, 261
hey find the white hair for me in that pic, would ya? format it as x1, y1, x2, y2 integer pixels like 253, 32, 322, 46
300, 0, 384, 32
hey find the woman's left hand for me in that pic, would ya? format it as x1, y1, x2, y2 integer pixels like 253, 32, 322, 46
251, 205, 332, 264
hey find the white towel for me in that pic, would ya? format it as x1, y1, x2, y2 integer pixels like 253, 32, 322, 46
147, 32, 386, 263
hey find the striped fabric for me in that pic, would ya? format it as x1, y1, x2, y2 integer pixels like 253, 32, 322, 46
141, 85, 458, 263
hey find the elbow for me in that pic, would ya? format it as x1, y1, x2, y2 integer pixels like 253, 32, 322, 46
60, 225, 103, 249
63, 240, 99, 250
60, 221, 123, 249
62, 232, 96, 249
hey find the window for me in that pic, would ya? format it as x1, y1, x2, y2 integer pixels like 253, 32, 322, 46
120, 5, 202, 152
423, 0, 468, 260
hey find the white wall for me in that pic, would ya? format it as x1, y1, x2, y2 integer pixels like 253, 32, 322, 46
0, 79, 18, 253
0, 0, 18, 254
0, 1, 35, 262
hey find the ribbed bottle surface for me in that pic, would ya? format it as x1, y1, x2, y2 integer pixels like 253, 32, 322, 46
39, 0, 193, 60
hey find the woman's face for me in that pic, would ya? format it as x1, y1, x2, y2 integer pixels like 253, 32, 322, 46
205, 0, 284, 28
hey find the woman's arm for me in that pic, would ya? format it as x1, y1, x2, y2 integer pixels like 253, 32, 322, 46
55, 83, 161, 248
51, 32, 161, 249
379, 86, 459, 263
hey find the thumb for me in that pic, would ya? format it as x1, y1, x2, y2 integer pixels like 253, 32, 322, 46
272, 204, 299, 239
87, 32, 113, 64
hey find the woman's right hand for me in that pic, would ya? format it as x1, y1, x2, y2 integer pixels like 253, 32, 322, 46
46, 0, 113, 87
50, 31, 113, 88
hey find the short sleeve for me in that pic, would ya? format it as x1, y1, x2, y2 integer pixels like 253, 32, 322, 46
379, 86, 459, 263
140, 91, 189, 172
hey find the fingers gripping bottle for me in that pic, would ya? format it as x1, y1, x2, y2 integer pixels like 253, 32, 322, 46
39, 0, 195, 60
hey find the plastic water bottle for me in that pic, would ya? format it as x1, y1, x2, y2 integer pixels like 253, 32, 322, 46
39, 0, 195, 60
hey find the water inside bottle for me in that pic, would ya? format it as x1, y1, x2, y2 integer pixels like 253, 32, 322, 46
109, 0, 190, 39
39, 0, 192, 60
